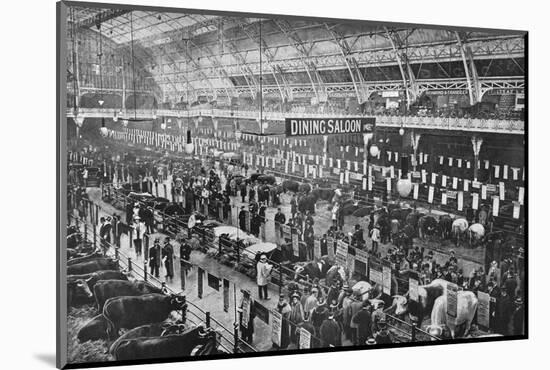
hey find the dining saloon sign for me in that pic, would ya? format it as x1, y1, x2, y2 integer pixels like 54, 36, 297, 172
285, 117, 376, 137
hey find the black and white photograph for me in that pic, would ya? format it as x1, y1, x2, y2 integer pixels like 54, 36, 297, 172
55, 0, 527, 368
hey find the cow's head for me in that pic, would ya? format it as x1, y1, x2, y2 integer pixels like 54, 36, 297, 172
71, 279, 93, 299
392, 295, 409, 316
425, 324, 443, 340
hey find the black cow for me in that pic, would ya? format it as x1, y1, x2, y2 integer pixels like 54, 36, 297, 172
310, 188, 334, 202
102, 294, 184, 338
67, 251, 103, 266
77, 314, 110, 342
298, 194, 317, 214
257, 174, 276, 184
113, 326, 218, 361
67, 258, 118, 275
298, 183, 312, 194
109, 322, 186, 356
438, 215, 453, 239
282, 180, 300, 193
94, 280, 164, 310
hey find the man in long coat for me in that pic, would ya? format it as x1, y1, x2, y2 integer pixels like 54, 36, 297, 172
320, 311, 341, 347
276, 294, 292, 349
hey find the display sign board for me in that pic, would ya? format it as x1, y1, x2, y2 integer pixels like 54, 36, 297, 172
446, 282, 458, 331
282, 224, 292, 241
254, 300, 270, 324
242, 291, 251, 329
354, 249, 369, 276
477, 291, 491, 329
292, 232, 299, 257
271, 310, 282, 347
369, 260, 383, 285
382, 260, 392, 295
336, 240, 348, 266
327, 236, 335, 259
207, 273, 220, 291
409, 277, 419, 301
285, 117, 375, 137
223, 279, 230, 313
314, 239, 321, 260
197, 267, 204, 299
299, 327, 311, 349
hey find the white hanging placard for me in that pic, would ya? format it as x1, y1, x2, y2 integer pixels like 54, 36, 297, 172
362, 177, 367, 190
422, 170, 427, 183
387, 177, 392, 192
499, 182, 505, 200
346, 160, 351, 170
441, 192, 447, 205
472, 193, 479, 210
494, 165, 500, 178
439, 156, 444, 165
345, 170, 350, 184
457, 158, 462, 168
481, 185, 487, 200
458, 191, 464, 211
424, 154, 428, 163
428, 186, 434, 203
448, 157, 453, 166
394, 152, 398, 162
518, 186, 524, 205
452, 177, 458, 189
513, 202, 520, 219
431, 173, 437, 185
336, 159, 341, 168
442, 175, 447, 187
503, 165, 508, 179
464, 179, 470, 192
390, 166, 395, 178
340, 172, 345, 185
492, 196, 499, 217
413, 184, 419, 199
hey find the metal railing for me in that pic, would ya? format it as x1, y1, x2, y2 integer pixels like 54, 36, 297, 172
67, 212, 256, 354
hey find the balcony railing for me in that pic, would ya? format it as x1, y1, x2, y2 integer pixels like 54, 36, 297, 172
66, 108, 524, 134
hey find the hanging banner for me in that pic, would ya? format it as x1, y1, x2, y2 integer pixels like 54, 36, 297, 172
441, 192, 447, 205
431, 173, 437, 184
458, 191, 464, 211
421, 170, 427, 183
499, 182, 505, 200
452, 177, 458, 189
472, 193, 479, 210
464, 179, 469, 192
413, 184, 419, 200
481, 185, 487, 200
382, 260, 392, 295
503, 164, 509, 179
492, 196, 500, 216
285, 117, 376, 137
513, 201, 520, 219
442, 175, 447, 187
223, 279, 230, 313
518, 187, 524, 205
271, 310, 282, 347
428, 186, 434, 203
386, 177, 392, 193
299, 327, 311, 349
477, 291, 491, 329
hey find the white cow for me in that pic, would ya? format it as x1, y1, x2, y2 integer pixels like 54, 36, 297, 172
468, 223, 485, 247
429, 290, 478, 338
452, 218, 469, 246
